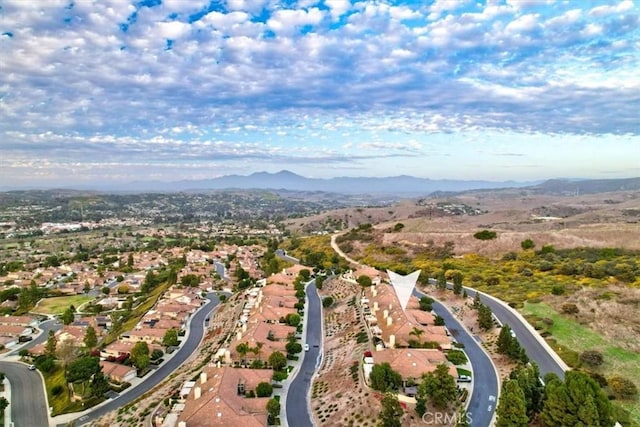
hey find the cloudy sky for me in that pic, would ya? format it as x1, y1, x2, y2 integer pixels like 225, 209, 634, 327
1, 0, 639, 189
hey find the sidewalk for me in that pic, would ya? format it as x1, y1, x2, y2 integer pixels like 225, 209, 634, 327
1, 376, 10, 427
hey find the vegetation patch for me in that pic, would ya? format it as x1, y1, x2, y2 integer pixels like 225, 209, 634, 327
35, 295, 94, 315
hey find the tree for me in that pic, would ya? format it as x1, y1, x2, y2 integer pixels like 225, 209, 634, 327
266, 398, 280, 424
496, 380, 528, 427
474, 230, 497, 240
451, 271, 463, 295
409, 327, 424, 346
45, 330, 57, 357
91, 371, 110, 397
369, 363, 402, 392
66, 356, 100, 383
521, 239, 535, 250
509, 363, 544, 416
0, 397, 8, 413
163, 329, 179, 347
436, 271, 447, 290
256, 381, 273, 397
57, 339, 78, 368
285, 341, 302, 355
417, 364, 457, 409
357, 275, 372, 288
251, 342, 264, 360
434, 315, 445, 326
285, 313, 301, 327
236, 342, 250, 360
315, 275, 324, 290
84, 325, 98, 349
61, 307, 75, 325
540, 370, 613, 427
322, 296, 334, 308
419, 296, 433, 312
378, 393, 403, 427
268, 351, 287, 371
477, 303, 493, 331
131, 341, 150, 371
101, 286, 110, 295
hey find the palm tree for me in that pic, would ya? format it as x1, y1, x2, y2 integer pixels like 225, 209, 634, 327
236, 342, 250, 363
252, 342, 264, 361
409, 327, 424, 346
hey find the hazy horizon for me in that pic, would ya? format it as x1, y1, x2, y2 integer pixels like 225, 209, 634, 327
1, 0, 639, 188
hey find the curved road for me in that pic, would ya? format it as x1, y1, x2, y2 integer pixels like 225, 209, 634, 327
68, 292, 221, 426
0, 361, 49, 427
414, 290, 498, 427
425, 279, 567, 380
286, 280, 322, 427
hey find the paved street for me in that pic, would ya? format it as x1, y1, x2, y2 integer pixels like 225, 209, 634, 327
0, 361, 49, 427
415, 290, 499, 427
285, 279, 322, 427
65, 292, 221, 426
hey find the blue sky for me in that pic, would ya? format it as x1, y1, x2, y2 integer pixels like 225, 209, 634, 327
0, 0, 639, 188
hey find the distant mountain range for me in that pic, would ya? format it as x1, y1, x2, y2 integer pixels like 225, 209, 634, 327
125, 170, 537, 195
2, 171, 638, 197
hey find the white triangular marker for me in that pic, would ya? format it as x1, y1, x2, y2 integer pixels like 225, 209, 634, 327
387, 269, 421, 312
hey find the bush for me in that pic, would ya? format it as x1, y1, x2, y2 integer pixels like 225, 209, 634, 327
561, 303, 579, 315
551, 285, 565, 295
608, 376, 638, 399
474, 230, 497, 240
256, 381, 273, 397
52, 385, 64, 396
580, 350, 604, 367
322, 296, 334, 308
445, 350, 468, 365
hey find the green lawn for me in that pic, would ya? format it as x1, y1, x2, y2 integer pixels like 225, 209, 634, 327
35, 295, 95, 315
522, 302, 640, 426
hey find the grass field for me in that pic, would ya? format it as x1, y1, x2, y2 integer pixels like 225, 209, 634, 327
35, 295, 95, 314
522, 302, 640, 426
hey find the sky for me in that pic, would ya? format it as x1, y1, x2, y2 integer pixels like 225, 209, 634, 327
1, 0, 639, 189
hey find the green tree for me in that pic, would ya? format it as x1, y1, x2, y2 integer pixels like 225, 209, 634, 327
409, 327, 424, 346
419, 296, 433, 311
162, 329, 179, 347
509, 363, 544, 416
474, 229, 497, 240
451, 271, 463, 295
357, 275, 372, 288
436, 271, 447, 290
369, 363, 402, 392
268, 351, 287, 371
236, 342, 250, 360
83, 325, 98, 349
285, 313, 301, 327
266, 398, 280, 424
521, 239, 535, 250
417, 364, 457, 409
131, 341, 150, 371
285, 341, 302, 355
322, 296, 334, 308
91, 371, 110, 397
477, 303, 493, 331
0, 397, 9, 413
378, 393, 403, 427
61, 307, 75, 325
540, 371, 613, 427
496, 380, 528, 427
256, 381, 273, 397
66, 356, 100, 383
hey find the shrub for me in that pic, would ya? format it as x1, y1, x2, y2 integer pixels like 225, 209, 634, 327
551, 285, 565, 295
256, 381, 273, 397
445, 350, 468, 365
322, 296, 334, 308
52, 385, 64, 396
580, 350, 604, 367
474, 230, 497, 240
608, 376, 638, 399
561, 303, 579, 315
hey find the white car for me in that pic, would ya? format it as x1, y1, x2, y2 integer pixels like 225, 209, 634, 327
304, 344, 310, 351
27, 364, 36, 371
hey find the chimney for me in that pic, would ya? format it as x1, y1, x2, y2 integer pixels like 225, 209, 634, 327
383, 309, 388, 319
372, 288, 377, 297
241, 324, 247, 332
388, 303, 392, 310
178, 422, 187, 427
386, 316, 392, 326
236, 331, 242, 341
389, 334, 396, 348
373, 301, 379, 311
200, 372, 207, 384
224, 349, 231, 364
194, 386, 201, 400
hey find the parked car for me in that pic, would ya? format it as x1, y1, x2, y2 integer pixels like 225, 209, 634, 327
304, 344, 310, 351
27, 364, 36, 371
457, 375, 471, 382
